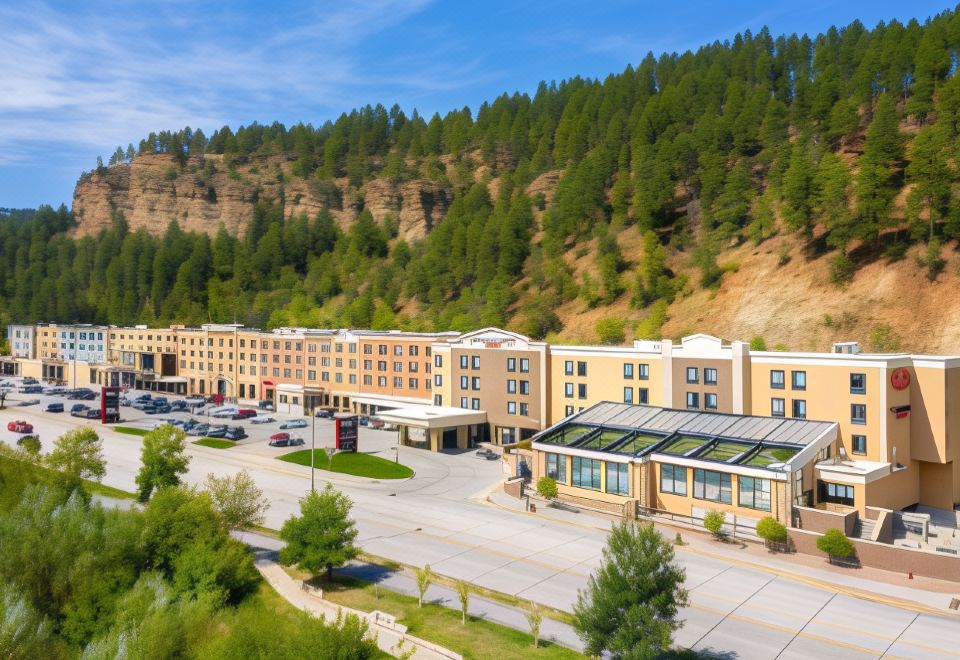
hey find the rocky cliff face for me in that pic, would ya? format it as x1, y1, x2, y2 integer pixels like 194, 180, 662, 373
71, 153, 453, 241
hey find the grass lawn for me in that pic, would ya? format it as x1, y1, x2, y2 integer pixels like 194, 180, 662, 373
302, 572, 582, 659
114, 426, 148, 436
193, 438, 235, 449
83, 479, 137, 499
278, 449, 413, 479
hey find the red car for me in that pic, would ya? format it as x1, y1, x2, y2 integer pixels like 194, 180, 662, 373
7, 420, 34, 433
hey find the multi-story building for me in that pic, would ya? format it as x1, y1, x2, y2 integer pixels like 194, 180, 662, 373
2, 324, 35, 375
6, 322, 960, 517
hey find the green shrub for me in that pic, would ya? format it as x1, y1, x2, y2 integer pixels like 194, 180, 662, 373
536, 477, 558, 500
816, 528, 855, 559
869, 323, 902, 352
749, 336, 767, 351
829, 253, 855, 286
703, 510, 726, 539
595, 317, 626, 344
755, 516, 788, 544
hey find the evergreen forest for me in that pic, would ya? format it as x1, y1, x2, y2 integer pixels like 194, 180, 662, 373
4, 9, 960, 339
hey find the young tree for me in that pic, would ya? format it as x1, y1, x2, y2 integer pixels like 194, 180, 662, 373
415, 564, 432, 608
136, 425, 190, 501
16, 435, 41, 460
816, 528, 856, 563
279, 484, 359, 581
45, 427, 106, 483
703, 510, 726, 540
756, 516, 788, 549
456, 581, 470, 625
526, 603, 543, 649
203, 469, 270, 531
573, 521, 687, 658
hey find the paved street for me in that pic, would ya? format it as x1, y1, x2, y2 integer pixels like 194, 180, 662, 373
3, 389, 960, 658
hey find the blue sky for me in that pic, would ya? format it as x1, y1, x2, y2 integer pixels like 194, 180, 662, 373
1, 0, 953, 209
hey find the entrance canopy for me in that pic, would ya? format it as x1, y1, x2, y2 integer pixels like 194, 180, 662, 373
376, 405, 487, 429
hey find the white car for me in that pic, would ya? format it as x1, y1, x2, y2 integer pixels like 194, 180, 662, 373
211, 407, 238, 419
250, 415, 276, 424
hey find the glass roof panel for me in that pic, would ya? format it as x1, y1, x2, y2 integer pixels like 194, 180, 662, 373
658, 434, 710, 456
699, 440, 754, 463
740, 445, 800, 467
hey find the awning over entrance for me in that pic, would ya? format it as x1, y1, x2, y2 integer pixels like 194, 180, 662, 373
155, 376, 188, 384
376, 405, 487, 429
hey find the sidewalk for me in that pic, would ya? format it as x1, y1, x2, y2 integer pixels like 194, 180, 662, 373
485, 489, 960, 615
252, 549, 457, 660
238, 531, 583, 653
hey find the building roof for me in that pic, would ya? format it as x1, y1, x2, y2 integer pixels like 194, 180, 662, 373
534, 402, 838, 474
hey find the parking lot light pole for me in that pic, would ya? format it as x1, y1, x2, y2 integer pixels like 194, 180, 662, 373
311, 411, 316, 493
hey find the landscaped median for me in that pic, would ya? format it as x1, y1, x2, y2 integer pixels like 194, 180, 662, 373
278, 449, 413, 479
193, 438, 235, 449
114, 426, 148, 436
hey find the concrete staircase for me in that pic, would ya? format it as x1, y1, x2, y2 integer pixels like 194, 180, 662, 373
853, 516, 875, 540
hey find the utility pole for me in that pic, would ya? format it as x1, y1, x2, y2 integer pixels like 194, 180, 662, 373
311, 410, 316, 493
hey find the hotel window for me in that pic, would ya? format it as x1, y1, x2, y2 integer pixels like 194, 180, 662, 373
394, 377, 403, 388
623, 387, 634, 404
850, 373, 866, 394
520, 403, 528, 416
507, 401, 517, 415
296, 369, 303, 379
379, 344, 387, 355
770, 370, 785, 389
792, 399, 807, 419
520, 358, 529, 373
434, 394, 442, 406
363, 375, 372, 385
394, 345, 403, 356
272, 368, 279, 377
471, 356, 480, 369
460, 375, 469, 389
378, 361, 387, 372
507, 357, 516, 372
472, 376, 481, 390
623, 363, 634, 379
378, 376, 387, 387
336, 374, 343, 384
409, 345, 418, 356
460, 355, 469, 369
704, 393, 718, 410
819, 481, 854, 507
460, 397, 468, 408
564, 361, 574, 376
363, 360, 372, 370
639, 388, 649, 404
851, 404, 866, 425
565, 405, 574, 416
408, 362, 418, 372
577, 361, 587, 377
393, 361, 402, 372
606, 463, 629, 496
308, 370, 316, 380
792, 371, 806, 391
572, 457, 601, 491
507, 379, 517, 394
852, 435, 867, 455
704, 368, 718, 385
693, 469, 732, 504
578, 383, 587, 399
686, 367, 698, 384
283, 368, 292, 378
363, 344, 372, 355
739, 476, 771, 511
409, 377, 417, 388
639, 363, 649, 380
435, 374, 442, 386
660, 465, 687, 495
546, 454, 566, 483
519, 380, 529, 395
686, 392, 699, 409
771, 398, 785, 417
435, 354, 443, 368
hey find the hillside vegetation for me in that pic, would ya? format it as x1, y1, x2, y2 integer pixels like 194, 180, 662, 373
4, 9, 960, 351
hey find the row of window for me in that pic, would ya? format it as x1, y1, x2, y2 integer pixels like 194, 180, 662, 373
686, 392, 718, 409
660, 465, 771, 511
769, 369, 806, 390
770, 398, 806, 419
685, 367, 718, 385
545, 455, 630, 496
363, 344, 429, 356
564, 383, 588, 399
623, 363, 650, 380
622, 387, 649, 405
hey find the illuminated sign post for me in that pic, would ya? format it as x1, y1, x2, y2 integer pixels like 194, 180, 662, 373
335, 414, 359, 452
101, 387, 122, 423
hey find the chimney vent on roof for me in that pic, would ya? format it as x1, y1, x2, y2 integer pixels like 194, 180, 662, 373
832, 341, 860, 355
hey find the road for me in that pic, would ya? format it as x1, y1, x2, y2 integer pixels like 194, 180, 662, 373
3, 389, 960, 658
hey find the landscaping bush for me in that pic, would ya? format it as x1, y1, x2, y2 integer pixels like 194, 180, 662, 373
536, 476, 558, 500
595, 317, 626, 345
756, 516, 788, 548
816, 528, 856, 563
703, 510, 726, 540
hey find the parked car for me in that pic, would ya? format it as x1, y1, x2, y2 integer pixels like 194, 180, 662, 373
211, 407, 238, 419
358, 415, 370, 426
18, 399, 40, 407
134, 394, 152, 402
205, 425, 228, 438
250, 415, 275, 425
475, 448, 500, 460
19, 385, 43, 394
231, 408, 257, 420
257, 400, 275, 411
6, 420, 33, 433
182, 419, 199, 432
83, 409, 101, 419
169, 400, 187, 411
153, 404, 173, 414
163, 418, 185, 427
45, 402, 64, 413
224, 427, 248, 441
369, 418, 385, 429
314, 408, 335, 418
188, 423, 210, 436
70, 404, 89, 415
22, 377, 38, 385
280, 418, 308, 430
268, 433, 304, 447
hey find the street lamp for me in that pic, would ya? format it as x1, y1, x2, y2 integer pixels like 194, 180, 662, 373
310, 409, 316, 493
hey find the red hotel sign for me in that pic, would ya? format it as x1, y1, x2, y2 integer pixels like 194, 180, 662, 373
890, 367, 911, 391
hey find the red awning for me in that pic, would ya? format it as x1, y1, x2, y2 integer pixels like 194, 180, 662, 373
262, 380, 274, 386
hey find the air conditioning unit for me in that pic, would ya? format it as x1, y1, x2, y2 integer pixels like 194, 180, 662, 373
833, 341, 861, 355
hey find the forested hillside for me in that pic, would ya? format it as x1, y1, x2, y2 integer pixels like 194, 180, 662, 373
5, 9, 960, 351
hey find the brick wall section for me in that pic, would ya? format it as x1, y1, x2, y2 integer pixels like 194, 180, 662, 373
503, 477, 524, 499
556, 492, 627, 516
790, 529, 960, 582
795, 506, 858, 536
